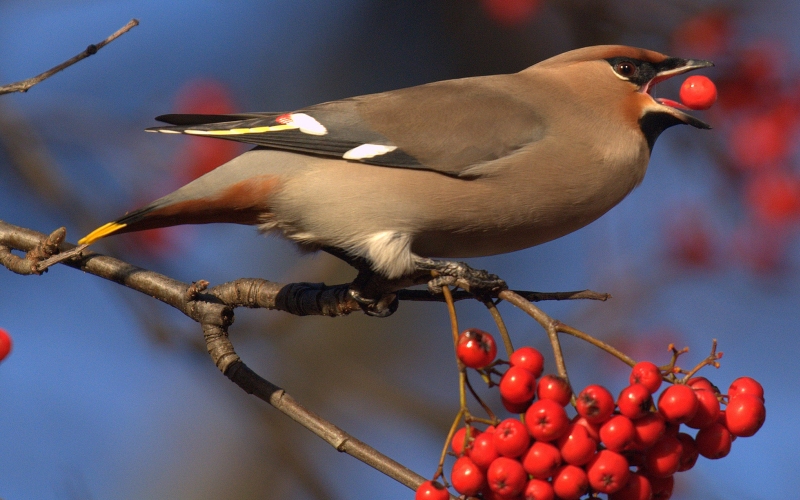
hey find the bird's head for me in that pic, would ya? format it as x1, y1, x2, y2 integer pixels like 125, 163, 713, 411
536, 45, 714, 150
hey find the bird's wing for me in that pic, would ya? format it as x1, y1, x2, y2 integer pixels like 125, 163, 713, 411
148, 73, 545, 178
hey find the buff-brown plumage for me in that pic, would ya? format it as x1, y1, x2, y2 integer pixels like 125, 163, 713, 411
80, 45, 712, 279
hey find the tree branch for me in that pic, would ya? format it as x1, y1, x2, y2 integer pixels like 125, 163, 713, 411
0, 19, 139, 95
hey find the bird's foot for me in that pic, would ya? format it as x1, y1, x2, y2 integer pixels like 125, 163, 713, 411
348, 268, 401, 318
414, 258, 507, 296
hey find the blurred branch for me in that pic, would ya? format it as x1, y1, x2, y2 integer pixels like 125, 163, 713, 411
0, 19, 139, 95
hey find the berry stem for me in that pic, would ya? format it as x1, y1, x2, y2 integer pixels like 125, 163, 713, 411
435, 407, 465, 484
681, 338, 721, 381
483, 299, 515, 358
557, 323, 637, 367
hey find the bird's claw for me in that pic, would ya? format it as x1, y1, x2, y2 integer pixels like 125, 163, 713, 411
348, 287, 398, 317
416, 258, 507, 296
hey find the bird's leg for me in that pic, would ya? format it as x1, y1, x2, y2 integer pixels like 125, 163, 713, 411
413, 257, 508, 296
321, 246, 402, 317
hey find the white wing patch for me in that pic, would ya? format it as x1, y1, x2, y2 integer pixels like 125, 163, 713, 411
343, 144, 398, 160
283, 113, 328, 135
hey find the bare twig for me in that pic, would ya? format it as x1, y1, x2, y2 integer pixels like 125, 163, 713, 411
0, 19, 139, 95
0, 220, 432, 495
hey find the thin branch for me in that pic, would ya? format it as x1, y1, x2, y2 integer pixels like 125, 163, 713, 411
0, 19, 139, 95
0, 220, 432, 495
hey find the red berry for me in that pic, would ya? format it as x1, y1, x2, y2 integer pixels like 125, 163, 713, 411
617, 384, 653, 420
451, 426, 479, 456
725, 394, 766, 437
676, 432, 699, 472
657, 384, 698, 424
487, 457, 528, 497
522, 440, 562, 479
450, 456, 485, 496
493, 418, 530, 458
576, 384, 615, 424
649, 475, 674, 500
571, 415, 601, 442
524, 477, 555, 500
500, 366, 537, 404
686, 388, 721, 429
525, 399, 570, 442
686, 376, 716, 393
728, 376, 765, 402
557, 422, 597, 466
456, 328, 497, 369
609, 472, 652, 500
631, 412, 666, 451
481, 0, 541, 27
501, 396, 533, 414
644, 435, 683, 478
537, 374, 572, 406
680, 75, 717, 110
509, 346, 544, 378
552, 464, 589, 500
415, 480, 450, 500
469, 431, 500, 469
630, 361, 663, 393
600, 415, 636, 452
695, 422, 732, 459
0, 328, 12, 362
586, 450, 631, 494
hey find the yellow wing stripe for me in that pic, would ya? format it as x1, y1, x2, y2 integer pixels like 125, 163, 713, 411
78, 222, 128, 245
183, 124, 297, 136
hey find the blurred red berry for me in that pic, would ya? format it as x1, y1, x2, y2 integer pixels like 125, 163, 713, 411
676, 432, 699, 472
451, 456, 485, 496
600, 415, 636, 452
524, 477, 555, 500
729, 112, 792, 171
576, 384, 615, 424
609, 472, 651, 500
631, 412, 666, 451
415, 480, 449, 500
552, 464, 589, 500
487, 456, 528, 497
470, 431, 500, 469
649, 475, 675, 500
695, 422, 732, 459
537, 374, 572, 406
644, 435, 683, 478
680, 75, 718, 110
525, 399, 570, 442
630, 361, 663, 394
456, 328, 498, 369
671, 10, 732, 58
500, 366, 537, 404
725, 394, 766, 437
556, 422, 597, 466
522, 440, 562, 479
481, 0, 541, 27
618, 383, 653, 420
745, 170, 800, 225
586, 450, 631, 494
728, 376, 765, 402
685, 388, 721, 429
657, 384, 698, 424
494, 418, 530, 458
451, 426, 479, 456
0, 328, 12, 362
509, 346, 544, 377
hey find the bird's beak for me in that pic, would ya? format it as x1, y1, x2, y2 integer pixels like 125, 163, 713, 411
640, 58, 715, 129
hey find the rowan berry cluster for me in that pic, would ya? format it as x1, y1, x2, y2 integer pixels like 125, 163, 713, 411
416, 329, 766, 500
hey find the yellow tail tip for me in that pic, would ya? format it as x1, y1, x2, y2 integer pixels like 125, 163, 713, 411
78, 222, 127, 245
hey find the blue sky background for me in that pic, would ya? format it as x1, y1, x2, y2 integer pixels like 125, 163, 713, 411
2, 1, 799, 499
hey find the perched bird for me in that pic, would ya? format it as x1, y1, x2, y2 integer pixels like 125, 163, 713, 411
80, 45, 712, 310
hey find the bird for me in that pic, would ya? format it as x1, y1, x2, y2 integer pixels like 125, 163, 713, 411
79, 45, 712, 313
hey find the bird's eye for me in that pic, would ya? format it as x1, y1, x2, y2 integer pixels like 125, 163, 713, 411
614, 61, 637, 78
